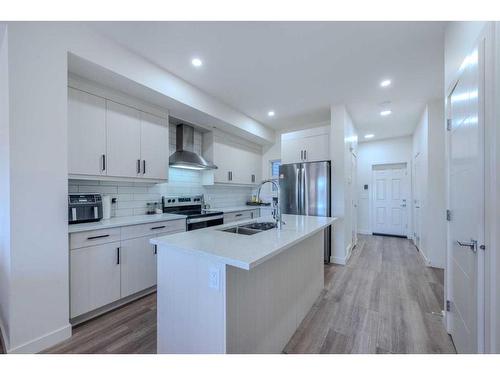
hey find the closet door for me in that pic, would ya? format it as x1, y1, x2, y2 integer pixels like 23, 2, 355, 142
106, 101, 142, 178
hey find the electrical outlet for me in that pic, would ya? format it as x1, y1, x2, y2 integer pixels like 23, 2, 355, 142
208, 268, 220, 290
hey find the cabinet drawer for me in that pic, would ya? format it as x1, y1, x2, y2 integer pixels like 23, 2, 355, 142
121, 219, 186, 240
224, 210, 254, 223
70, 227, 121, 250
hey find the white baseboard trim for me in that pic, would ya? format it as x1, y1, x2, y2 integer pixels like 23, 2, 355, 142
357, 229, 371, 235
7, 323, 71, 354
416, 246, 431, 266
330, 243, 354, 265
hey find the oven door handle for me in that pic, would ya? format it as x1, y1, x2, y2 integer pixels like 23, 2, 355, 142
187, 215, 224, 224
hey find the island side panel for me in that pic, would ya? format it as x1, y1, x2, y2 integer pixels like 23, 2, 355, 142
157, 246, 227, 354
226, 231, 324, 353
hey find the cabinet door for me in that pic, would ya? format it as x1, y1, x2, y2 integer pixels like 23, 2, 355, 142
70, 242, 121, 318
68, 88, 107, 176
281, 137, 305, 164
213, 140, 234, 183
249, 150, 262, 184
106, 101, 142, 178
303, 135, 329, 162
120, 235, 157, 298
140, 112, 169, 180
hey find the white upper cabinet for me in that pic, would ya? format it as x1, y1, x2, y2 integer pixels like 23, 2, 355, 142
68, 88, 107, 176
67, 86, 169, 181
106, 101, 142, 178
281, 126, 330, 164
140, 112, 169, 180
203, 131, 262, 185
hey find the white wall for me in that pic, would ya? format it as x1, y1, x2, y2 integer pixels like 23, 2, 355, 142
0, 23, 11, 348
330, 105, 358, 264
412, 100, 446, 269
5, 22, 71, 353
356, 136, 413, 235
0, 21, 272, 353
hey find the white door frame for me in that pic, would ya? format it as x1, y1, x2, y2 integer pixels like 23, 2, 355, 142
444, 25, 493, 353
370, 162, 410, 237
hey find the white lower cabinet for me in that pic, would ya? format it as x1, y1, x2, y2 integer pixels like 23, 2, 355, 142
120, 235, 157, 298
224, 209, 260, 224
69, 218, 185, 320
70, 242, 121, 318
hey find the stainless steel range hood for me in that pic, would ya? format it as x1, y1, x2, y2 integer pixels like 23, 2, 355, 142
169, 124, 217, 170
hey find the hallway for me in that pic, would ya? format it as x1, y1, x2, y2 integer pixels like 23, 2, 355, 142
284, 234, 456, 353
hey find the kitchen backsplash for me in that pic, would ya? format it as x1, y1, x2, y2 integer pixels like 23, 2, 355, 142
69, 168, 254, 217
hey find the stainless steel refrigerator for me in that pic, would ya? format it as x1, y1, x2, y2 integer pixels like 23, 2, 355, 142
279, 161, 331, 263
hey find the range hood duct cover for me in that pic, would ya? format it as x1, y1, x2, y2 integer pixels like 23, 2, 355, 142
169, 124, 217, 170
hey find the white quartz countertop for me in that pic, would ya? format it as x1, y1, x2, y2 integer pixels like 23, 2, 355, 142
68, 213, 187, 233
207, 205, 270, 213
151, 214, 336, 270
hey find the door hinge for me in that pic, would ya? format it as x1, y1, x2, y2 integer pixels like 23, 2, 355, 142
446, 119, 452, 131
446, 300, 451, 312
446, 209, 452, 221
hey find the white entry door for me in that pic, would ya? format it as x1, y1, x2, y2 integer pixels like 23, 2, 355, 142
372, 164, 408, 236
447, 44, 484, 353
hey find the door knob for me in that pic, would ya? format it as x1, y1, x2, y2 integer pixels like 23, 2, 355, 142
457, 239, 477, 253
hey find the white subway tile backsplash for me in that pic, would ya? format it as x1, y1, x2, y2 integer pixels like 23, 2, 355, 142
69, 167, 253, 218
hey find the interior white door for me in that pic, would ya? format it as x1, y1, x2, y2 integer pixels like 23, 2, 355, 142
106, 100, 142, 178
120, 235, 157, 298
351, 153, 358, 246
413, 154, 422, 249
447, 45, 484, 354
68, 88, 107, 176
372, 165, 408, 236
140, 112, 169, 180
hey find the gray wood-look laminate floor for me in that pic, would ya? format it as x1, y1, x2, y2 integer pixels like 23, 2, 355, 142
284, 234, 456, 354
42, 234, 454, 354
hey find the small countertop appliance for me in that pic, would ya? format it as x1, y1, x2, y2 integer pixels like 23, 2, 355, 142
68, 193, 103, 224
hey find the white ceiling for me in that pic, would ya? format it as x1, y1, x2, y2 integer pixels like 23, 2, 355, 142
89, 21, 445, 141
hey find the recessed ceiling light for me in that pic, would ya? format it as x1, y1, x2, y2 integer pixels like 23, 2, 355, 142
380, 79, 391, 87
191, 58, 203, 67
364, 134, 375, 139
380, 110, 392, 116
267, 110, 275, 117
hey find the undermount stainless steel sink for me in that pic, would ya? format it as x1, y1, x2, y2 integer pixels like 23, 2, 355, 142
220, 222, 277, 235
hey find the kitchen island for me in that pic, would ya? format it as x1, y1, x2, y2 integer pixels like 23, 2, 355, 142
151, 214, 336, 354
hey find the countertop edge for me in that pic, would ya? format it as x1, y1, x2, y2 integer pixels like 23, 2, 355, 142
151, 217, 336, 270
68, 214, 187, 234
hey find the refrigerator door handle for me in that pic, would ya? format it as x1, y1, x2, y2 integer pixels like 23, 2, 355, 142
296, 166, 301, 212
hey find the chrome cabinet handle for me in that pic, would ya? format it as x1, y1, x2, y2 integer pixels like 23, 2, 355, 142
154, 245, 157, 255
101, 154, 106, 172
457, 239, 477, 253
137, 159, 141, 174
301, 150, 304, 160
304, 150, 307, 160
143, 160, 146, 174
116, 247, 121, 264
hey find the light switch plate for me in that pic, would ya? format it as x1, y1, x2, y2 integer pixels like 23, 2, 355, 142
208, 268, 220, 290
